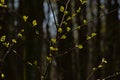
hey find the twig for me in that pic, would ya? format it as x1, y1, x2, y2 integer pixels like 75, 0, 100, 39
59, 0, 71, 28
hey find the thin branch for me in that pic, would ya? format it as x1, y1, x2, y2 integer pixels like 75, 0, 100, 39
59, 0, 71, 28
101, 72, 120, 80
47, 0, 58, 27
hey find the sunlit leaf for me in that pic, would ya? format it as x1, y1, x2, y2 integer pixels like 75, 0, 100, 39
46, 56, 52, 63
76, 7, 81, 13
91, 33, 96, 37
12, 39, 17, 44
35, 30, 39, 35
64, 11, 68, 15
0, 35, 6, 42
3, 42, 10, 47
80, 0, 87, 4
1, 0, 5, 4
76, 26, 81, 29
72, 13, 76, 17
102, 58, 107, 64
92, 67, 96, 71
0, 4, 7, 7
98, 64, 103, 68
63, 21, 67, 25
34, 60, 38, 66
27, 62, 33, 66
32, 20, 37, 27
66, 16, 72, 21
87, 36, 91, 40
83, 19, 87, 24
61, 35, 67, 39
1, 73, 4, 78
23, 16, 28, 22
100, 4, 104, 9
58, 27, 62, 33
21, 29, 24, 32
51, 38, 56, 43
67, 27, 71, 32
41, 75, 44, 80
60, 6, 64, 12
50, 46, 58, 51
17, 33, 23, 38
76, 44, 83, 49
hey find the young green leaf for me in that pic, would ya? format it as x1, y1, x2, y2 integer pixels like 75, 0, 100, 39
61, 35, 67, 39
12, 39, 17, 44
67, 27, 71, 32
0, 35, 6, 42
76, 44, 83, 49
58, 27, 62, 33
1, 73, 4, 78
23, 16, 28, 22
60, 6, 64, 12
51, 38, 57, 43
32, 20, 37, 27
91, 33, 96, 37
1, 0, 5, 4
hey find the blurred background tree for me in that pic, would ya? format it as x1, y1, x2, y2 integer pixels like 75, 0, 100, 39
0, 0, 120, 80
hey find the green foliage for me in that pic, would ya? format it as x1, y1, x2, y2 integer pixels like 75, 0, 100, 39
1, 73, 5, 79
0, 0, 119, 80
0, 35, 6, 42
23, 16, 28, 22
60, 6, 64, 12
32, 20, 37, 27
60, 35, 67, 39
76, 44, 83, 49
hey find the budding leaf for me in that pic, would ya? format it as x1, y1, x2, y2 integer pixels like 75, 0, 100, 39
23, 16, 28, 22
60, 6, 64, 12
32, 20, 37, 27
61, 35, 67, 39
0, 35, 6, 42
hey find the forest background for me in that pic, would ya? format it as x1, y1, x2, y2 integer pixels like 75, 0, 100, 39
0, 0, 120, 80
